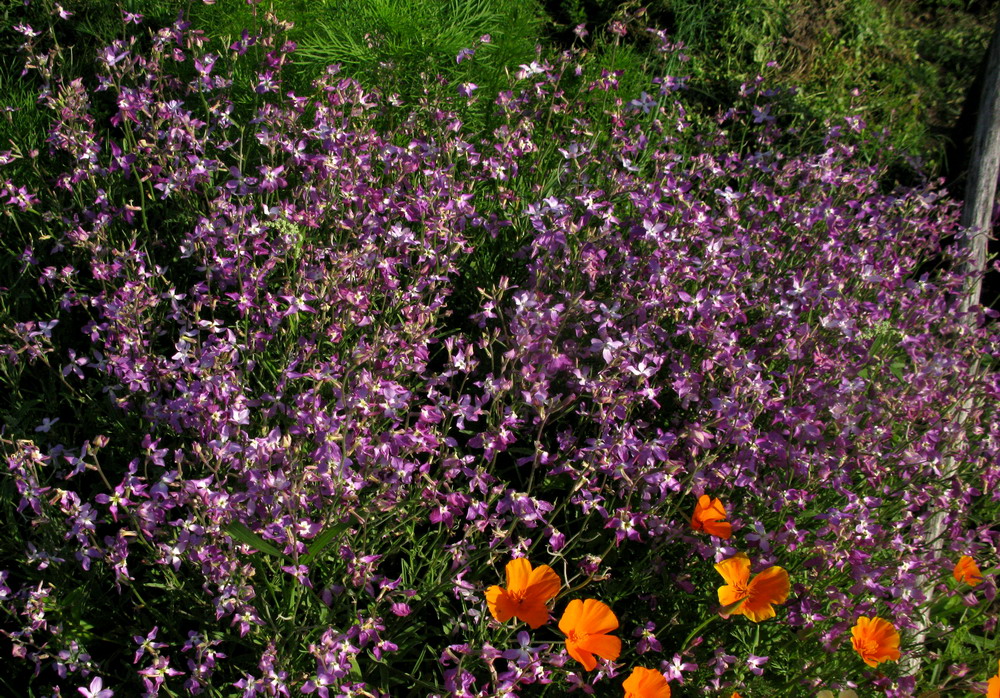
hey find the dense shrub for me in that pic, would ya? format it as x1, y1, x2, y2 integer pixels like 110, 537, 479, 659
1, 5, 998, 697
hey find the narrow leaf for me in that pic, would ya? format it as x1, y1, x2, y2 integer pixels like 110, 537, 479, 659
303, 522, 350, 564
225, 522, 287, 559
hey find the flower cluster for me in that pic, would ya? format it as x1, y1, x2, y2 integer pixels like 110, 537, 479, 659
487, 558, 672, 694
0, 4, 998, 697
481, 488, 914, 696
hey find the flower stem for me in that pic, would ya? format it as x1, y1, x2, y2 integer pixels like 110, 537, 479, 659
681, 613, 717, 652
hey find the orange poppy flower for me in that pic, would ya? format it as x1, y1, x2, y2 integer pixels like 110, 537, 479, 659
690, 494, 733, 539
953, 555, 983, 586
731, 694, 743, 698
623, 667, 670, 697
850, 616, 901, 667
558, 598, 622, 671
714, 552, 789, 622
988, 659, 1000, 698
485, 558, 561, 629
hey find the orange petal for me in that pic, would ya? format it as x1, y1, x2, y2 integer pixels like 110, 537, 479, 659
749, 566, 789, 604
559, 599, 620, 671
692, 495, 731, 538
740, 596, 778, 623
953, 556, 983, 586
558, 598, 583, 636
741, 567, 790, 622
718, 584, 747, 609
576, 632, 621, 662
714, 553, 751, 587
486, 585, 513, 623
864, 617, 900, 647
690, 494, 711, 526
565, 638, 597, 671
573, 598, 619, 635
851, 616, 900, 667
505, 558, 532, 593
524, 563, 561, 602
699, 495, 727, 522
988, 674, 1000, 698
702, 519, 733, 539
513, 600, 550, 629
623, 667, 671, 698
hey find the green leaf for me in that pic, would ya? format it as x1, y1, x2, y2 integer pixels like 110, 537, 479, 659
348, 654, 363, 681
302, 522, 350, 564
963, 632, 996, 651
224, 522, 287, 560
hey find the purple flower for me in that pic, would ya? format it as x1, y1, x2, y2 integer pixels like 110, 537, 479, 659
662, 653, 696, 681
34, 417, 59, 433
633, 621, 662, 654
78, 678, 113, 698
501, 630, 545, 666
747, 654, 769, 675
257, 165, 286, 192
629, 91, 657, 114
133, 626, 166, 664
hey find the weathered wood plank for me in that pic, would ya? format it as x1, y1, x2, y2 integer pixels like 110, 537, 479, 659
958, 14, 1000, 312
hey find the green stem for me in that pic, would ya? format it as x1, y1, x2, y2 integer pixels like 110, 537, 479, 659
681, 612, 717, 652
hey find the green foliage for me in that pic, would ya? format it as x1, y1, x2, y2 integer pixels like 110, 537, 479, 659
644, 0, 995, 176
295, 0, 544, 104
543, 0, 621, 29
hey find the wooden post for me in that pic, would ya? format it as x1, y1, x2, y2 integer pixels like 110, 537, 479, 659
904, 15, 1000, 681
958, 13, 1000, 312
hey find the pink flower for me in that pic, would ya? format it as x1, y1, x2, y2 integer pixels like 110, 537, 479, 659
78, 677, 113, 698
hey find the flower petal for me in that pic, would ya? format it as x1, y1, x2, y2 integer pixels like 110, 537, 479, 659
699, 495, 727, 521
565, 640, 597, 671
953, 556, 983, 586
692, 495, 732, 538
623, 667, 671, 698
559, 599, 620, 671
714, 553, 751, 587
485, 586, 514, 623
748, 566, 789, 603
574, 598, 619, 635
577, 632, 621, 662
740, 597, 778, 623
865, 617, 899, 646
558, 598, 583, 636
703, 519, 733, 539
515, 600, 550, 629
717, 584, 747, 609
851, 616, 900, 667
505, 558, 532, 593
525, 563, 561, 602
